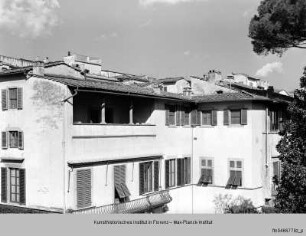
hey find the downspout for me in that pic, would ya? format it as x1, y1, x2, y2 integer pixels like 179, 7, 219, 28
62, 87, 79, 214
191, 124, 194, 214
265, 107, 269, 168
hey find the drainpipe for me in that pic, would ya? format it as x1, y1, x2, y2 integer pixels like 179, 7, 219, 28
265, 107, 269, 168
191, 124, 195, 214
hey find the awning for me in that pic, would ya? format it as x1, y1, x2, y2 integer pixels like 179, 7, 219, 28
1, 158, 24, 163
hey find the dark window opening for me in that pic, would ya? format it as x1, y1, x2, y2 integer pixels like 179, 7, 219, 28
9, 88, 17, 109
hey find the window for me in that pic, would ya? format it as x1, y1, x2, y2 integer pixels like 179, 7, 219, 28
114, 165, 130, 203
269, 109, 283, 131
272, 160, 281, 195
201, 110, 217, 126
177, 157, 191, 186
230, 109, 241, 124
224, 109, 247, 125
226, 160, 243, 188
183, 107, 190, 126
76, 169, 92, 209
1, 167, 26, 204
2, 131, 23, 150
165, 159, 176, 188
198, 158, 213, 185
165, 105, 176, 126
1, 88, 23, 110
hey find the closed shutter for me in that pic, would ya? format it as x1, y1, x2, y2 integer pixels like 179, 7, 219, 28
176, 106, 181, 126
139, 163, 145, 195
114, 165, 126, 198
2, 132, 8, 149
273, 161, 280, 181
196, 110, 201, 126
76, 169, 92, 209
165, 160, 170, 189
191, 110, 197, 125
224, 110, 229, 125
177, 159, 182, 186
241, 109, 247, 125
154, 161, 159, 191
19, 169, 26, 205
17, 88, 23, 110
212, 110, 217, 126
1, 167, 7, 203
165, 105, 169, 126
1, 89, 8, 111
185, 157, 191, 184
18, 131, 24, 150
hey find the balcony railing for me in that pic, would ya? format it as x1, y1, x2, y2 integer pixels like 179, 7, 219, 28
72, 190, 172, 214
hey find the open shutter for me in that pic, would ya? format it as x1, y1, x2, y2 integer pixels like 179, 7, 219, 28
212, 110, 217, 126
17, 87, 23, 110
165, 105, 169, 126
18, 131, 24, 150
19, 169, 26, 205
1, 89, 8, 111
224, 110, 229, 125
1, 168, 7, 203
165, 160, 170, 189
76, 169, 92, 209
233, 171, 242, 186
176, 106, 181, 126
114, 165, 126, 198
154, 161, 159, 191
2, 132, 8, 149
241, 109, 247, 125
139, 163, 144, 195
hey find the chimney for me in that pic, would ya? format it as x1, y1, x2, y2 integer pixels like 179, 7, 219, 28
43, 57, 49, 63
68, 51, 71, 56
207, 70, 222, 83
33, 60, 45, 76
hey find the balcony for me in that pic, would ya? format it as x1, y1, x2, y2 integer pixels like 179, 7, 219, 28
71, 190, 172, 214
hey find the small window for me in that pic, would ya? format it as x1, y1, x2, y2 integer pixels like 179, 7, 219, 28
198, 158, 213, 185
226, 160, 243, 188
230, 109, 241, 124
168, 105, 176, 126
9, 88, 17, 109
202, 111, 212, 126
9, 131, 18, 148
168, 159, 176, 187
139, 162, 153, 194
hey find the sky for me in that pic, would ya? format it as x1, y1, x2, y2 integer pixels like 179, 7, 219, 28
0, 0, 305, 91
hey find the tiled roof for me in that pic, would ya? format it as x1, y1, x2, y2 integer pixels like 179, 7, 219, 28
42, 73, 190, 101
192, 92, 269, 103
158, 77, 189, 83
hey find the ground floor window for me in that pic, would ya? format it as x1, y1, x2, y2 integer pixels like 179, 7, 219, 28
76, 169, 92, 209
177, 157, 191, 186
114, 165, 130, 203
165, 159, 176, 188
198, 158, 213, 185
1, 167, 25, 204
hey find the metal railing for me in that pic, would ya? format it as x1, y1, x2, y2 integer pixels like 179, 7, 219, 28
72, 190, 172, 214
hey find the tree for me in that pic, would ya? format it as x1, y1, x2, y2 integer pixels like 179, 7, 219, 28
274, 68, 306, 213
249, 0, 306, 55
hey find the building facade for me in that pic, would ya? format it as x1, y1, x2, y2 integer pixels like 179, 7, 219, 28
0, 54, 290, 213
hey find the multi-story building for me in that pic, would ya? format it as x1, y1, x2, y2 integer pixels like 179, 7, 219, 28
0, 54, 291, 214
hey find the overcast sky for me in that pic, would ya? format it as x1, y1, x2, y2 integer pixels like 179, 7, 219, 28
0, 0, 305, 91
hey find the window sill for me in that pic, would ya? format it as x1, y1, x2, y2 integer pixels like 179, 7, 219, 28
199, 125, 215, 128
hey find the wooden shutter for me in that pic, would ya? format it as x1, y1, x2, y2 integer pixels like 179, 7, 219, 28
17, 88, 23, 110
1, 167, 7, 203
212, 110, 217, 126
19, 169, 26, 205
177, 159, 182, 186
1, 89, 8, 111
233, 171, 242, 186
114, 165, 126, 198
191, 110, 197, 125
154, 161, 159, 191
76, 169, 92, 209
224, 110, 229, 125
176, 106, 181, 126
196, 110, 201, 126
2, 132, 8, 149
185, 157, 191, 184
18, 131, 24, 150
241, 109, 247, 125
278, 110, 284, 132
165, 160, 170, 189
165, 105, 170, 126
139, 163, 145, 195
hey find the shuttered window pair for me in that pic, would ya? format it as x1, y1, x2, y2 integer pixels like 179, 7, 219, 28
165, 104, 201, 126
198, 159, 213, 186
176, 157, 191, 186
201, 110, 217, 126
76, 169, 92, 209
165, 159, 176, 188
1, 167, 26, 205
114, 165, 130, 203
226, 160, 243, 189
223, 109, 247, 125
2, 131, 24, 149
139, 161, 159, 195
2, 88, 23, 110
